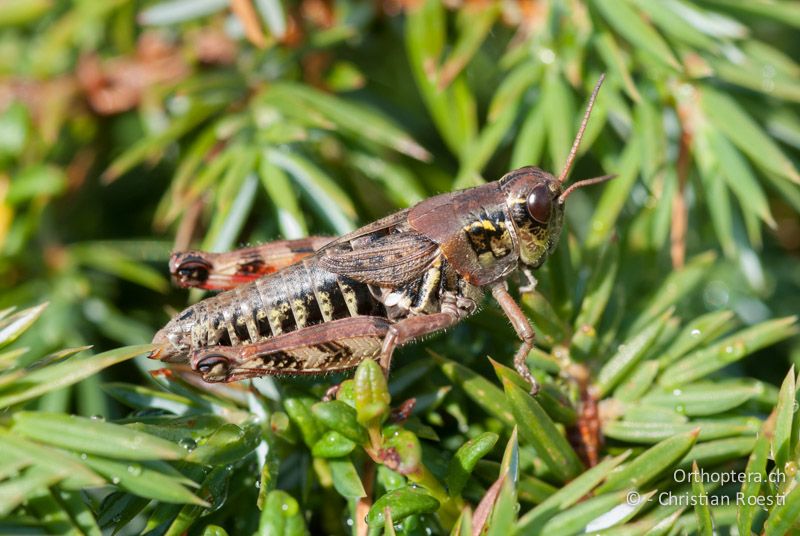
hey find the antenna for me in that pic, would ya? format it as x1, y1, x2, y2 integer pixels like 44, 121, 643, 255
557, 73, 606, 184
558, 174, 616, 204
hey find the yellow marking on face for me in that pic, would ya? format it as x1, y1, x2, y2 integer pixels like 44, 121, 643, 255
481, 220, 497, 232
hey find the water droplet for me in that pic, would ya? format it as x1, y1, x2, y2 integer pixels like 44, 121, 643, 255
703, 280, 729, 308
281, 502, 289, 511
178, 437, 197, 451
112, 515, 122, 524
127, 464, 142, 476
539, 48, 555, 64
112, 476, 121, 485
672, 389, 682, 396
255, 480, 261, 489
675, 404, 686, 415
785, 461, 797, 478
90, 414, 104, 421
690, 329, 701, 337
80, 453, 88, 460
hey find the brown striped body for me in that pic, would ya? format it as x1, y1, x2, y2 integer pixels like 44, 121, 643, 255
154, 235, 483, 376
152, 167, 563, 380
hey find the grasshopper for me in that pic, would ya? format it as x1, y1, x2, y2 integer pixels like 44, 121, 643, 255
150, 75, 614, 394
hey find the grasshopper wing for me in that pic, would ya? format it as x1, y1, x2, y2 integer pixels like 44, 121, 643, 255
171, 236, 332, 290
319, 230, 440, 287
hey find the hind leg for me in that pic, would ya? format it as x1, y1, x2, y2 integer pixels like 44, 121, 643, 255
376, 312, 461, 375
188, 316, 391, 382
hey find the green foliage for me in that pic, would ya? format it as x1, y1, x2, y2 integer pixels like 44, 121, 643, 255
1, 0, 800, 534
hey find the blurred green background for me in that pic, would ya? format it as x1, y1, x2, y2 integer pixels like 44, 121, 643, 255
1, 0, 800, 534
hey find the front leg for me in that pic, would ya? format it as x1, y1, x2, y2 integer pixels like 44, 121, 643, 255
171, 236, 333, 290
518, 267, 538, 294
490, 283, 539, 395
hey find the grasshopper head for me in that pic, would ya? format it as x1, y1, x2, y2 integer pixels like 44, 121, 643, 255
500, 167, 616, 269
501, 74, 614, 270
500, 167, 565, 268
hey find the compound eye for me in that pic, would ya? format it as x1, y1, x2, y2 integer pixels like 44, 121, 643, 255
176, 259, 211, 283
196, 355, 229, 378
526, 184, 553, 224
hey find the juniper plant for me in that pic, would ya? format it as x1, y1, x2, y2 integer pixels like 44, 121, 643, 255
1, 1, 799, 534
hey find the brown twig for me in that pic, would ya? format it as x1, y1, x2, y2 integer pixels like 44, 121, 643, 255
355, 459, 375, 536
671, 102, 694, 269
230, 0, 268, 49
566, 363, 603, 467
